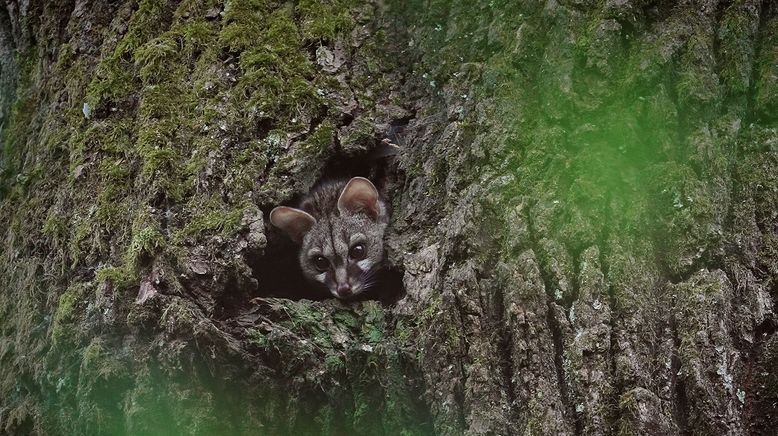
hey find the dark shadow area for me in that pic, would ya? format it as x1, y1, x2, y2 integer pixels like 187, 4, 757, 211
250, 228, 330, 301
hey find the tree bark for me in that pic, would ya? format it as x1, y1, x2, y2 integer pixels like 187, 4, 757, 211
0, 0, 776, 434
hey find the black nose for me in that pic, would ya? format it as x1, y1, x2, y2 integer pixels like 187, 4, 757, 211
337, 284, 352, 297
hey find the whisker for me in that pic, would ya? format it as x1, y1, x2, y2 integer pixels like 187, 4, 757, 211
359, 268, 377, 282
356, 264, 386, 293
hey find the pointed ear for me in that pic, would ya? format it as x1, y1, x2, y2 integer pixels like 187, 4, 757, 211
269, 207, 316, 243
338, 177, 381, 220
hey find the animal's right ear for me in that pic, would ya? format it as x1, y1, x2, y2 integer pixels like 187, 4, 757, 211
269, 207, 316, 244
338, 177, 381, 220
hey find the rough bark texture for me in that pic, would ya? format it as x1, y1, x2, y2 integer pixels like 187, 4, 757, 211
1, 0, 777, 435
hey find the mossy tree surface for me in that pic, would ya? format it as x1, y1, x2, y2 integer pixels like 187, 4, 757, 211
1, 0, 777, 435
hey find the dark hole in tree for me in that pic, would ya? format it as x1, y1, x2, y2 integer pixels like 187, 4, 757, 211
250, 144, 407, 304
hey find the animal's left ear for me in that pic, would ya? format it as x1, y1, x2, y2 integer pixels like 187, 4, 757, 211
338, 177, 381, 220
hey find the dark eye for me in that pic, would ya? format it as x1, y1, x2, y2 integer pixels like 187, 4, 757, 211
312, 256, 330, 272
349, 243, 366, 260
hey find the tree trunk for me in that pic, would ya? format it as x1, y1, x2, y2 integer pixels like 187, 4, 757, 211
1, 0, 776, 434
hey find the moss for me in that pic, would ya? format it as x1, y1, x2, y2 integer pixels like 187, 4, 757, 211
224, 3, 324, 131
125, 225, 164, 270
68, 120, 134, 174
676, 33, 720, 111
53, 43, 75, 74
296, 0, 356, 41
332, 310, 359, 330
136, 132, 187, 200
42, 209, 67, 240
754, 16, 778, 120
220, 0, 270, 53
139, 84, 192, 120
95, 266, 138, 291
134, 35, 182, 83
287, 301, 327, 331
649, 163, 719, 276
339, 118, 375, 153
173, 0, 221, 19
86, 60, 136, 109
246, 328, 271, 351
175, 199, 246, 242
324, 353, 345, 372
1, 48, 39, 180
303, 121, 337, 153
129, 17, 218, 204
717, 2, 758, 96
86, 0, 168, 107
51, 284, 91, 347
81, 338, 127, 381
351, 388, 371, 426
574, 13, 603, 54
360, 302, 385, 344
68, 216, 94, 266
95, 157, 134, 226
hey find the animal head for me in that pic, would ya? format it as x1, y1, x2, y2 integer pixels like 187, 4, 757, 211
270, 177, 388, 299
